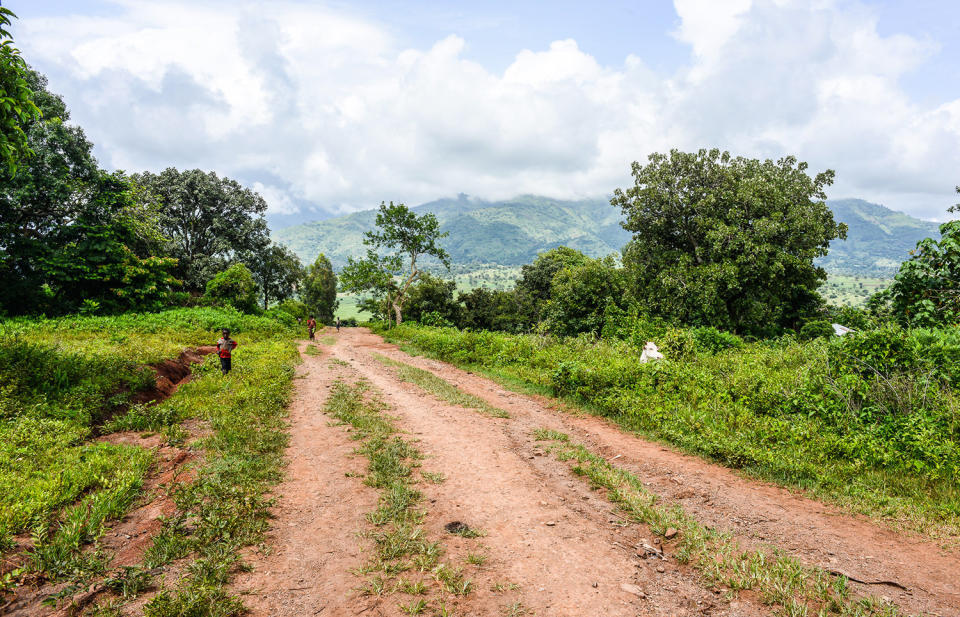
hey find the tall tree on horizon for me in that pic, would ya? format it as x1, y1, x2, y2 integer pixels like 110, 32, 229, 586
340, 201, 449, 324
132, 168, 270, 292
612, 149, 846, 334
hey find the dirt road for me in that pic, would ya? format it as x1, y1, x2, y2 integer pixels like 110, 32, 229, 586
234, 329, 960, 617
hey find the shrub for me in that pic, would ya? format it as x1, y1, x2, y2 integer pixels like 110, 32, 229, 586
691, 326, 743, 353
799, 320, 834, 340
204, 264, 259, 314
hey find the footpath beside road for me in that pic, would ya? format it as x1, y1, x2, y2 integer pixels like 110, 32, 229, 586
233, 328, 960, 617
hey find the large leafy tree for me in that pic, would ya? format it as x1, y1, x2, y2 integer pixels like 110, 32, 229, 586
302, 253, 338, 321
241, 242, 303, 310
0, 68, 175, 314
341, 202, 449, 324
132, 168, 270, 292
612, 149, 846, 334
515, 246, 590, 325
403, 272, 459, 324
879, 188, 960, 327
544, 255, 626, 336
0, 8, 40, 174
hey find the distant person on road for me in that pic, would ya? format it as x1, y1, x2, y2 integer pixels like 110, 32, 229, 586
306, 315, 317, 340
216, 328, 238, 375
335, 316, 341, 332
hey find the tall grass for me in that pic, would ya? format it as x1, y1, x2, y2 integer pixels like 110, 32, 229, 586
0, 307, 298, 612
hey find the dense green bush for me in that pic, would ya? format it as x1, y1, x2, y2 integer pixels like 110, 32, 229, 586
799, 320, 834, 340
204, 263, 259, 314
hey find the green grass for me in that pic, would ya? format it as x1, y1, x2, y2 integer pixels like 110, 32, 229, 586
324, 379, 473, 608
0, 307, 298, 613
375, 323, 960, 543
822, 275, 891, 308
372, 353, 510, 419
535, 429, 903, 617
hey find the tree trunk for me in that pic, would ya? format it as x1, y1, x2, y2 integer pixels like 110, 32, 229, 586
393, 302, 403, 324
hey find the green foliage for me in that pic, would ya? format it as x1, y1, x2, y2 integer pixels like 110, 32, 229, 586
544, 255, 625, 336
404, 272, 459, 324
0, 8, 41, 173
516, 247, 590, 305
132, 168, 270, 292
379, 322, 960, 538
301, 253, 338, 321
341, 201, 450, 324
0, 69, 179, 316
457, 287, 530, 333
204, 264, 259, 314
612, 149, 846, 334
799, 320, 834, 340
881, 190, 960, 328
242, 242, 303, 311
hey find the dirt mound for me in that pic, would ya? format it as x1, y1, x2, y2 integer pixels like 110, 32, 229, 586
130, 347, 215, 407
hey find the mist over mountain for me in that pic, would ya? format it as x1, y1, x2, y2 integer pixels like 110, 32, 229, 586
272, 195, 942, 278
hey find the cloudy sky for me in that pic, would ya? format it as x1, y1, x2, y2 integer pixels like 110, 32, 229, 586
10, 0, 960, 225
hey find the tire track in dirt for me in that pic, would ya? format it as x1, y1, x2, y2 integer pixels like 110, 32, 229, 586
350, 328, 960, 617
329, 333, 763, 617
232, 341, 380, 616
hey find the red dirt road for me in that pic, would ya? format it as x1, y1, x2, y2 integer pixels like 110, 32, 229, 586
235, 329, 960, 617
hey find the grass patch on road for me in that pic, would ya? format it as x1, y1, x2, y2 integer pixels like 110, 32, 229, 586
534, 428, 903, 617
325, 379, 474, 612
372, 353, 509, 419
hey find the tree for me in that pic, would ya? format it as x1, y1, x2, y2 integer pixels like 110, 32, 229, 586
879, 187, 960, 327
515, 246, 590, 325
612, 149, 845, 334
242, 243, 303, 310
0, 8, 40, 174
131, 168, 270, 291
302, 253, 338, 321
204, 263, 259, 314
457, 287, 528, 332
544, 255, 626, 336
0, 68, 176, 315
340, 202, 449, 324
516, 247, 590, 303
403, 272, 459, 324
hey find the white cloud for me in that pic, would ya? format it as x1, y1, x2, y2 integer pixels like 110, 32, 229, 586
17, 0, 960, 221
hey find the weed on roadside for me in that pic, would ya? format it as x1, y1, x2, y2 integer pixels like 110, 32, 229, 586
372, 353, 509, 418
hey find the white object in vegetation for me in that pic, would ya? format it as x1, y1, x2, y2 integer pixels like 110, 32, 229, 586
832, 323, 856, 337
640, 342, 665, 363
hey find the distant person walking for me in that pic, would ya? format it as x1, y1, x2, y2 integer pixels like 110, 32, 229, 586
306, 315, 317, 340
335, 316, 341, 333
216, 328, 238, 375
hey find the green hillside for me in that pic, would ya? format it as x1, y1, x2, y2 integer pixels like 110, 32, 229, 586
273, 195, 941, 278
821, 199, 942, 276
273, 194, 630, 269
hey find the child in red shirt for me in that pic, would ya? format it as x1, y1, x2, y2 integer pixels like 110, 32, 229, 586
216, 328, 238, 375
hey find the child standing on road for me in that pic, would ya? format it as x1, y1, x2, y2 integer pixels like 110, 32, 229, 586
306, 315, 317, 340
216, 328, 238, 375
335, 316, 341, 333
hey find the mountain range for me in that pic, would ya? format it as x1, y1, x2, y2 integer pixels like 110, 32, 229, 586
272, 195, 942, 278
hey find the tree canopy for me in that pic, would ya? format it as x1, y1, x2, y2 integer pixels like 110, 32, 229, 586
302, 253, 338, 321
0, 8, 40, 174
132, 168, 270, 292
242, 243, 303, 310
879, 187, 960, 327
0, 68, 177, 315
612, 149, 845, 335
340, 201, 449, 324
